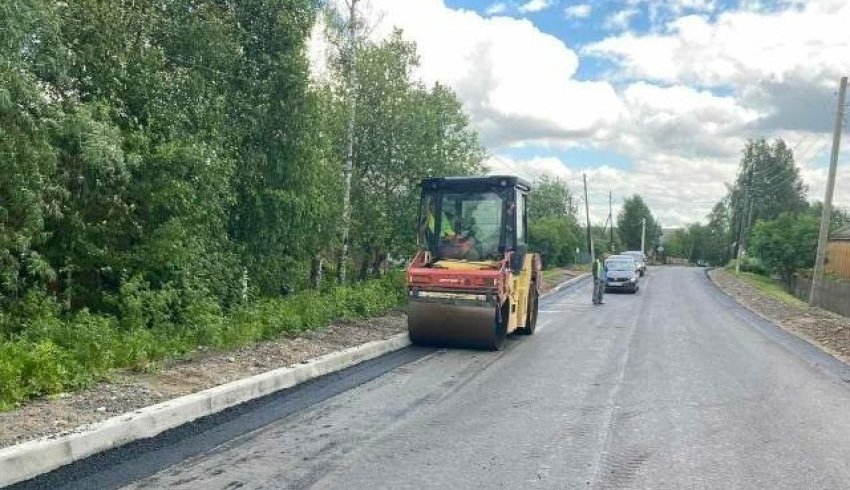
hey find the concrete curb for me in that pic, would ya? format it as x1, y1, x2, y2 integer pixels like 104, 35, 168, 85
0, 333, 411, 488
542, 272, 590, 297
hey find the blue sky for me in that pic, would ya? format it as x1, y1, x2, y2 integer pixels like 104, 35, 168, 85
330, 0, 850, 225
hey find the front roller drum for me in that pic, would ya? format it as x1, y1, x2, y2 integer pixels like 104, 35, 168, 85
408, 299, 507, 350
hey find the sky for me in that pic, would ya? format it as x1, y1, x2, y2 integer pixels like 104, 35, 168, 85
310, 0, 850, 227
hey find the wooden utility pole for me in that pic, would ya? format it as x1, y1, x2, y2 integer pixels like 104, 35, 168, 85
338, 0, 359, 284
583, 174, 592, 261
609, 190, 614, 251
810, 76, 847, 305
735, 165, 754, 274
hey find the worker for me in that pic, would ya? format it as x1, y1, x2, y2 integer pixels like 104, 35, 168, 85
592, 254, 607, 305
427, 200, 457, 239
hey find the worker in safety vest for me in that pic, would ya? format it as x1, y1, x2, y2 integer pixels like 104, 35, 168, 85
591, 254, 607, 305
427, 201, 456, 239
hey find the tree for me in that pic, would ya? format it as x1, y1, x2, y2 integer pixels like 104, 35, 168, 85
749, 213, 819, 289
616, 195, 661, 252
728, 139, 807, 250
528, 176, 576, 221
343, 31, 485, 279
529, 217, 579, 267
664, 229, 692, 259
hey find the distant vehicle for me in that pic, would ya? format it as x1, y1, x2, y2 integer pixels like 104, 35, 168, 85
605, 257, 640, 293
607, 254, 639, 273
622, 251, 647, 276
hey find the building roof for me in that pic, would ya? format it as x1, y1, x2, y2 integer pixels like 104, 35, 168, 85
833, 224, 850, 240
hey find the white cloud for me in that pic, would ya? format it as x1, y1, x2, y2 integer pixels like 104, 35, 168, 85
487, 153, 735, 227
310, 0, 850, 225
604, 8, 639, 30
585, 4, 850, 91
485, 2, 507, 15
356, 0, 624, 148
518, 0, 554, 14
564, 4, 592, 19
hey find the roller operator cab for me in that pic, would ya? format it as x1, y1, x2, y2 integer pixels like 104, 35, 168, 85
407, 176, 542, 350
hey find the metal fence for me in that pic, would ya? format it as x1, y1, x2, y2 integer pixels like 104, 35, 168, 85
791, 276, 850, 317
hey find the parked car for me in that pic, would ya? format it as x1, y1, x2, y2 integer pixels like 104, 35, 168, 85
604, 257, 640, 293
622, 251, 647, 276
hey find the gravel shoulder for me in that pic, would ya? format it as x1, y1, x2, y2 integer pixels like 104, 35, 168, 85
540, 268, 583, 294
709, 268, 850, 364
0, 312, 406, 449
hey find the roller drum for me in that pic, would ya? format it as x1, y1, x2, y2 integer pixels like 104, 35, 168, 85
408, 297, 506, 350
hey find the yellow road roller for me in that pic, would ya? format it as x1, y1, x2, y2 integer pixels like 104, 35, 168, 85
407, 176, 541, 350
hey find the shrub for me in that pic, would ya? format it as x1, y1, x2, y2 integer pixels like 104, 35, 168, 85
0, 272, 406, 410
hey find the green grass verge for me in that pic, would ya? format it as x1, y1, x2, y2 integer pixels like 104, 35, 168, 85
728, 270, 808, 308
0, 272, 406, 411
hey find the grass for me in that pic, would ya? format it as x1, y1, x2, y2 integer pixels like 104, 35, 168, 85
0, 272, 406, 411
728, 270, 808, 308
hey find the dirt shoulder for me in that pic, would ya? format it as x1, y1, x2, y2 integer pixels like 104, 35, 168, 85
708, 268, 850, 364
540, 268, 584, 294
0, 312, 406, 450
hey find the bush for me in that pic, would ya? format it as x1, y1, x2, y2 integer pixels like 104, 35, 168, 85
0, 272, 407, 410
739, 257, 769, 276
529, 216, 580, 268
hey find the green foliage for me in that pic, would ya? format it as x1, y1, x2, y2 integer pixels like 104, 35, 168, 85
749, 212, 819, 288
728, 139, 807, 239
527, 177, 581, 266
346, 31, 486, 278
616, 195, 661, 251
528, 176, 576, 222
0, 273, 405, 410
0, 0, 483, 408
529, 217, 580, 268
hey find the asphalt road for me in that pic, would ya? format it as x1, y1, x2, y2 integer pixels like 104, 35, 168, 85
27, 267, 850, 489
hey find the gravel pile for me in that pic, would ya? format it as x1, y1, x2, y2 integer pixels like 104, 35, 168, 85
709, 269, 850, 363
0, 312, 406, 449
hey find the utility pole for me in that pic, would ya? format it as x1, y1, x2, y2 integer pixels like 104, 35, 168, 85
609, 190, 614, 251
640, 217, 646, 255
583, 174, 592, 261
735, 164, 754, 274
810, 76, 847, 305
337, 0, 359, 284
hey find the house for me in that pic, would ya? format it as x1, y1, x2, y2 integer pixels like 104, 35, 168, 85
826, 225, 850, 280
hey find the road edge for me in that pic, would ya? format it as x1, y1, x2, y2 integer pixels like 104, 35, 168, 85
543, 272, 590, 298
0, 333, 411, 488
703, 267, 850, 382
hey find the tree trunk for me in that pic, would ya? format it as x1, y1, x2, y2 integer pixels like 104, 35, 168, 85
309, 254, 323, 290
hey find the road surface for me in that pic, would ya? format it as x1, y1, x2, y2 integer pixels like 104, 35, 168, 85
25, 267, 850, 489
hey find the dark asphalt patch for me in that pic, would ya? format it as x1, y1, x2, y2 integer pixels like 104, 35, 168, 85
9, 346, 434, 490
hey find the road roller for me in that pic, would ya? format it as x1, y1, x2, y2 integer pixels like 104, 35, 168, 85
407, 176, 541, 350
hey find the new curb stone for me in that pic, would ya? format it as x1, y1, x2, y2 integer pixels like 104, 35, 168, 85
0, 333, 411, 488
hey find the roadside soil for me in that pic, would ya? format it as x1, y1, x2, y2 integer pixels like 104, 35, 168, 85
540, 268, 583, 294
0, 312, 406, 449
709, 268, 850, 364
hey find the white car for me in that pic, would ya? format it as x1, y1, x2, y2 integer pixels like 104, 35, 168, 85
622, 251, 647, 276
